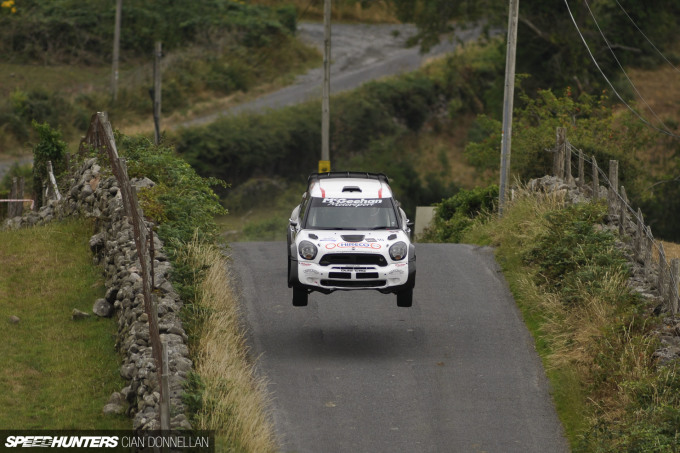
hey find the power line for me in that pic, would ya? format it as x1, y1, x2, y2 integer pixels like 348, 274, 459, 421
563, 0, 680, 139
614, 0, 680, 75
582, 0, 673, 135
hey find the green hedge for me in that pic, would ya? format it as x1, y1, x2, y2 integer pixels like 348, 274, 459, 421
420, 185, 499, 243
175, 74, 440, 187
0, 0, 296, 64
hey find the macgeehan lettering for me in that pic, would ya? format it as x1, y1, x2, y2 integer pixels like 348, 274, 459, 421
322, 198, 383, 207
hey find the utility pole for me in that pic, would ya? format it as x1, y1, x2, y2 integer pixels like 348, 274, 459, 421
498, 0, 519, 216
153, 41, 162, 145
320, 0, 331, 173
111, 0, 122, 102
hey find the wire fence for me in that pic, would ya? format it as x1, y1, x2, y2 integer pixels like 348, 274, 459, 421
551, 126, 680, 314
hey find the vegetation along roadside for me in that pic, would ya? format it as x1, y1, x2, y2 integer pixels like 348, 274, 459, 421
113, 134, 278, 449
418, 179, 680, 451
1, 125, 278, 449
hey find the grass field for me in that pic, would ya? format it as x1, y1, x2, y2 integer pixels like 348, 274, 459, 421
0, 219, 129, 429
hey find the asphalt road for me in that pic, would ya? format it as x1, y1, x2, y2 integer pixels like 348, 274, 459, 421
178, 23, 485, 128
229, 242, 569, 453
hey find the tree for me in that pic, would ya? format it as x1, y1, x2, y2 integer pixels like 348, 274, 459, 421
391, 0, 680, 95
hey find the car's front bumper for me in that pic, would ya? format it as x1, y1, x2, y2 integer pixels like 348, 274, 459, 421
289, 248, 416, 294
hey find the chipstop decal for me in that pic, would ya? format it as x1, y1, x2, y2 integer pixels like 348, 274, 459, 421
325, 242, 381, 249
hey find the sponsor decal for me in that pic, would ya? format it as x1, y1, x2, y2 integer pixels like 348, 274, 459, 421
388, 269, 405, 276
299, 262, 312, 266
303, 269, 321, 275
324, 242, 381, 250
322, 198, 383, 207
395, 263, 408, 267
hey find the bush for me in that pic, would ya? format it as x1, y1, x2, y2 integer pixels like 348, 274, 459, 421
118, 134, 227, 250
175, 72, 443, 191
32, 121, 68, 209
525, 202, 629, 305
420, 185, 498, 242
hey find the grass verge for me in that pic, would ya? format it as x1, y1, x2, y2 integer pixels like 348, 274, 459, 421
176, 237, 277, 452
461, 190, 679, 451
0, 218, 128, 429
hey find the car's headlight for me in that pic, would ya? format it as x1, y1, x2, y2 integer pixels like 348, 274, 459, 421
389, 241, 408, 261
298, 240, 318, 260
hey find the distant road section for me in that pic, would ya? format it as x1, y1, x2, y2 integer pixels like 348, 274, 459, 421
179, 23, 484, 128
230, 242, 569, 453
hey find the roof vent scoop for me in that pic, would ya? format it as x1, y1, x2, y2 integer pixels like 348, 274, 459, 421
342, 186, 362, 193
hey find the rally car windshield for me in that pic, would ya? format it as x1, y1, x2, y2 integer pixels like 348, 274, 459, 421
304, 197, 399, 230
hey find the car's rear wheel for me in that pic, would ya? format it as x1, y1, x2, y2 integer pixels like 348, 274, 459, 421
396, 287, 413, 307
292, 286, 308, 307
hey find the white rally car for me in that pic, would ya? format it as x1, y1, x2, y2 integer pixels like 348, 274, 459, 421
287, 172, 416, 307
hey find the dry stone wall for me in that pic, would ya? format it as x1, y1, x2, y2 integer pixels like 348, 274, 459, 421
525, 175, 680, 366
4, 157, 193, 430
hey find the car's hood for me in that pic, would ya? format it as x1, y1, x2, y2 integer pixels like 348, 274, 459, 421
301, 229, 408, 253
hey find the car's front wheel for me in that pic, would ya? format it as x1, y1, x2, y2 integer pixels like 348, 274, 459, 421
292, 286, 308, 307
396, 287, 413, 307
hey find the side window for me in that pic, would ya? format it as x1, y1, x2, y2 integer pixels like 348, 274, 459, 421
399, 207, 408, 230
299, 192, 310, 225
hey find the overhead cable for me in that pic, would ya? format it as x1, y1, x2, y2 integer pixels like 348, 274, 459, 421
614, 0, 680, 75
582, 0, 673, 135
563, 0, 680, 139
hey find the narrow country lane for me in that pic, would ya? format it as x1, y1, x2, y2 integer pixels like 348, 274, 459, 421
229, 242, 569, 453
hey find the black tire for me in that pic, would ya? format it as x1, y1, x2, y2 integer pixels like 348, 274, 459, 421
396, 287, 413, 307
293, 286, 308, 307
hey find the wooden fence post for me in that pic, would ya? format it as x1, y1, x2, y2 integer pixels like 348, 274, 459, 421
564, 138, 572, 184
592, 155, 599, 200
18, 177, 24, 217
554, 128, 566, 179
47, 161, 62, 202
578, 150, 584, 187
644, 226, 654, 270
9, 177, 17, 218
608, 160, 618, 215
619, 186, 627, 237
658, 243, 667, 298
84, 113, 166, 430
669, 259, 680, 315
636, 208, 644, 261
42, 181, 48, 208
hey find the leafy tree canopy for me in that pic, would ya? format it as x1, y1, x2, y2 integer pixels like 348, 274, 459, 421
391, 0, 680, 94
